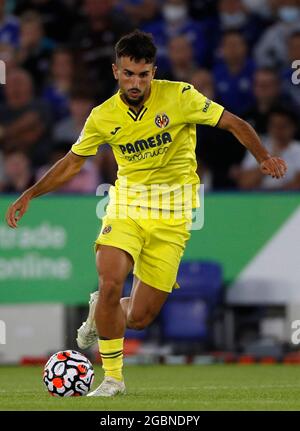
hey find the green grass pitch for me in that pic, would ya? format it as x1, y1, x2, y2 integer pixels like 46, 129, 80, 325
1, 364, 300, 411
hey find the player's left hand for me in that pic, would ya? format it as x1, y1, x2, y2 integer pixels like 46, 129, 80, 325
260, 157, 287, 179
5, 194, 31, 228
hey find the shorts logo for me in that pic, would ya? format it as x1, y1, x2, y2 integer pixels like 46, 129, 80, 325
102, 225, 112, 235
155, 113, 169, 129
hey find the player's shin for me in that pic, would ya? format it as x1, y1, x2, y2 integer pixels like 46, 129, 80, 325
96, 299, 127, 382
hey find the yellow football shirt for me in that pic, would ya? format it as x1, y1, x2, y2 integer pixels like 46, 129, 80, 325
71, 79, 224, 210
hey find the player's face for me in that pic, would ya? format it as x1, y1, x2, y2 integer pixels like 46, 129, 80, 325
112, 57, 156, 107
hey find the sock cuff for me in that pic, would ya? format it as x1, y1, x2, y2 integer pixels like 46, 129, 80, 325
98, 337, 124, 353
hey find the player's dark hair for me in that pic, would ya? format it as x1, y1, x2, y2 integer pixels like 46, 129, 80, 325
115, 30, 157, 64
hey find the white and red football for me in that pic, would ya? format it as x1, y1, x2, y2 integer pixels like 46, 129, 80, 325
43, 350, 94, 397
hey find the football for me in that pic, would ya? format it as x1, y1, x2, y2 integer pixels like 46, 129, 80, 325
43, 350, 94, 397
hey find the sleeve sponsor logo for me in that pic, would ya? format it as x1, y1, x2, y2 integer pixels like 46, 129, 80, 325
202, 98, 212, 113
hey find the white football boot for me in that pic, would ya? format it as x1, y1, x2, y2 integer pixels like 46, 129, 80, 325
87, 376, 126, 397
76, 291, 99, 349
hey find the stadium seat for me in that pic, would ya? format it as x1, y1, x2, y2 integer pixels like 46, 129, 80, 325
161, 299, 209, 340
174, 260, 223, 306
125, 327, 148, 340
161, 260, 223, 343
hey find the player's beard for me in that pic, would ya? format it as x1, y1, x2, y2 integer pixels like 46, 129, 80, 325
123, 91, 144, 107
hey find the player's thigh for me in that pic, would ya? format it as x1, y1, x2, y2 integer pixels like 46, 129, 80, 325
127, 277, 169, 323
96, 244, 133, 286
95, 210, 143, 277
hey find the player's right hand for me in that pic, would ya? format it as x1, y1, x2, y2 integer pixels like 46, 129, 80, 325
5, 194, 31, 228
260, 156, 287, 179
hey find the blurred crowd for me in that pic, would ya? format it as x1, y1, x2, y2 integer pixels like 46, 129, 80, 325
1, 0, 300, 193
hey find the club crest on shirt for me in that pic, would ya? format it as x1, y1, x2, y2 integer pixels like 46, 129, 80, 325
155, 113, 169, 129
102, 225, 112, 235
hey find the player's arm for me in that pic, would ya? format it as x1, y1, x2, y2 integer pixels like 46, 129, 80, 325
5, 151, 87, 228
217, 110, 287, 181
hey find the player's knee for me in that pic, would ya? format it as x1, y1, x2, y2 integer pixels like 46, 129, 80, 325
127, 310, 156, 330
128, 318, 148, 330
99, 277, 123, 307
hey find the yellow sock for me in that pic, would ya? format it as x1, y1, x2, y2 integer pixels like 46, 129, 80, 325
99, 338, 124, 381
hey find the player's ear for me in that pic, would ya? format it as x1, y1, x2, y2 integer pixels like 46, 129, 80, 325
152, 66, 157, 78
112, 63, 119, 80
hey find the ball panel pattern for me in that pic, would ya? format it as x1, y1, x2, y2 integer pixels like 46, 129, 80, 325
43, 350, 94, 397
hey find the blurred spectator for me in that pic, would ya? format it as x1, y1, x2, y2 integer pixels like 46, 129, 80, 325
0, 0, 19, 47
42, 48, 75, 121
0, 68, 53, 167
235, 106, 300, 190
142, 0, 208, 70
190, 68, 215, 99
0, 42, 17, 102
187, 1, 219, 68
255, 0, 300, 69
160, 35, 197, 81
190, 68, 246, 189
17, 11, 55, 90
2, 149, 35, 193
189, 0, 218, 19
213, 30, 256, 115
215, 0, 271, 52
14, 0, 76, 43
0, 0, 297, 194
0, 42, 17, 71
54, 92, 95, 143
36, 142, 100, 194
243, 68, 281, 135
188, 68, 215, 189
282, 31, 300, 110
0, 150, 5, 190
71, 0, 133, 103
114, 0, 160, 26
242, 0, 277, 19
218, 0, 249, 30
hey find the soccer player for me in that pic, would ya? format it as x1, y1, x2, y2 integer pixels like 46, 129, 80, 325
6, 30, 287, 397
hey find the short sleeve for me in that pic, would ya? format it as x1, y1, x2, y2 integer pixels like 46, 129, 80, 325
180, 83, 225, 126
71, 110, 104, 157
